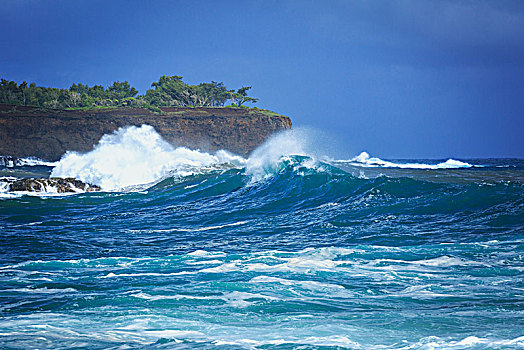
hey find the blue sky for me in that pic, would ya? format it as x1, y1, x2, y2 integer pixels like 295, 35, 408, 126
1, 0, 523, 158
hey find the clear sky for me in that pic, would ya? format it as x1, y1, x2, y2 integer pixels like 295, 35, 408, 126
2, 0, 523, 158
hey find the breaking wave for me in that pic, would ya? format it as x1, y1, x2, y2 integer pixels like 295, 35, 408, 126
50, 125, 245, 191
46, 126, 484, 192
49, 126, 324, 190
337, 151, 475, 169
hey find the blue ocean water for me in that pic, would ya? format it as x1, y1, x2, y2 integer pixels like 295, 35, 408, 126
0, 127, 523, 349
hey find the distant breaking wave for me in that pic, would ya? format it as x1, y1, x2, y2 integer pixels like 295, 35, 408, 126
0, 155, 58, 168
336, 151, 475, 169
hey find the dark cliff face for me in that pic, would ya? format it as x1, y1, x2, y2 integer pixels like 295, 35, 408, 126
0, 105, 292, 161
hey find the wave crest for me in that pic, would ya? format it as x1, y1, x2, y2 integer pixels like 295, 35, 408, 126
339, 151, 475, 169
41, 126, 486, 192
49, 126, 330, 190
51, 125, 245, 191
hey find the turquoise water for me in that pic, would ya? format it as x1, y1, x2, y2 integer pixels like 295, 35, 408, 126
0, 129, 523, 349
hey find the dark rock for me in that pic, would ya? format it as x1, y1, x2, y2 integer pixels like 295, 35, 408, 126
4, 177, 100, 193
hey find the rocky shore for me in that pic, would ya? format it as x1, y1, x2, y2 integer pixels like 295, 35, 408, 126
1, 177, 100, 193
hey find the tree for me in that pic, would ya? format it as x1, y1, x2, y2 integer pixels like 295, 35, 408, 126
107, 81, 138, 99
0, 76, 260, 109
230, 86, 258, 107
145, 75, 188, 107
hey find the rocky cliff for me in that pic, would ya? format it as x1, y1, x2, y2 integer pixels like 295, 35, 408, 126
0, 104, 292, 160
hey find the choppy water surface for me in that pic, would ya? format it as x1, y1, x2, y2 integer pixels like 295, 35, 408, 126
1, 126, 523, 349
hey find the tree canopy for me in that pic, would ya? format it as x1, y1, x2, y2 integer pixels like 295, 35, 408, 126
0, 76, 258, 110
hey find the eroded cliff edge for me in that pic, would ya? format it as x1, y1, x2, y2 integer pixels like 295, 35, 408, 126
0, 104, 292, 160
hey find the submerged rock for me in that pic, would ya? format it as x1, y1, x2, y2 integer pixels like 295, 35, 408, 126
3, 177, 100, 193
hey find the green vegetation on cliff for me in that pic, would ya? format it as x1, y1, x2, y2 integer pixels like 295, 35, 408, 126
0, 76, 258, 110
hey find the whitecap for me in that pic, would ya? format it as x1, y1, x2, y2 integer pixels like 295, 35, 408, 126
51, 125, 246, 191
3, 287, 77, 294
338, 151, 477, 169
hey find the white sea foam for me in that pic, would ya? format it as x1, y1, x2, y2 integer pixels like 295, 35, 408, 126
17, 157, 58, 167
0, 178, 13, 194
367, 256, 484, 269
3, 287, 78, 294
213, 335, 363, 348
101, 271, 196, 278
198, 248, 350, 275
51, 125, 246, 191
338, 151, 476, 169
142, 330, 204, 338
175, 220, 248, 232
0, 156, 58, 167
2, 247, 523, 349
393, 335, 524, 349
394, 284, 453, 299
250, 276, 346, 291
131, 290, 278, 307
187, 250, 226, 258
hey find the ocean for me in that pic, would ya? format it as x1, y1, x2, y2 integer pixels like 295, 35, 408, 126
1, 125, 523, 349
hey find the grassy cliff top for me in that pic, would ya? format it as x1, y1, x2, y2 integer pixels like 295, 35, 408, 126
0, 104, 288, 119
